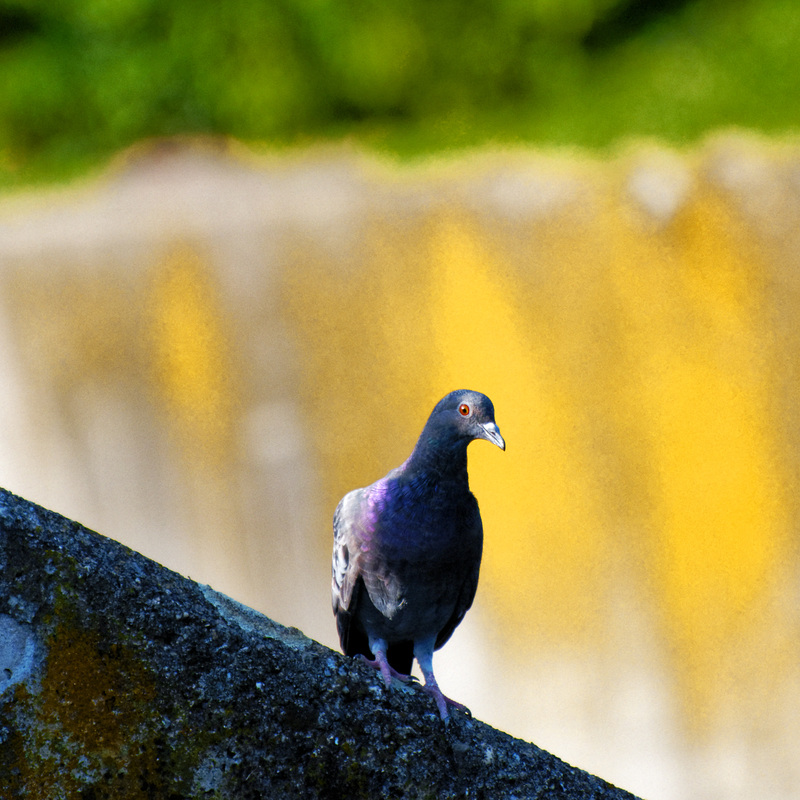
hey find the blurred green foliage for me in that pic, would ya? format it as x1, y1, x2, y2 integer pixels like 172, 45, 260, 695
0, 0, 798, 184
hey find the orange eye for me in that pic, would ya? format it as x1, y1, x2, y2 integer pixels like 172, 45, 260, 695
458, 403, 471, 417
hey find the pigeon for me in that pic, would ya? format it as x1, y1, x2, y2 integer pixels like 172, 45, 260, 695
331, 390, 505, 720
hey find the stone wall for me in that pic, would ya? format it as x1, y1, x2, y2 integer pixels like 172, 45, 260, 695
0, 487, 639, 798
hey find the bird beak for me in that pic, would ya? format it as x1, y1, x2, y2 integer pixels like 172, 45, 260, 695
479, 421, 506, 451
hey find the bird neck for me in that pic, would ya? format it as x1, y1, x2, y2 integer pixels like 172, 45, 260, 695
404, 433, 470, 483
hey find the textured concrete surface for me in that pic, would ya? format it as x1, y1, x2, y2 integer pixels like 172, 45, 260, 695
0, 486, 640, 799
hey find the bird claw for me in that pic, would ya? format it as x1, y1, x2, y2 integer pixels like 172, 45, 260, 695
421, 684, 471, 721
355, 653, 415, 687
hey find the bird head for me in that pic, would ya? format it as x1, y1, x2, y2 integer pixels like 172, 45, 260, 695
434, 390, 506, 451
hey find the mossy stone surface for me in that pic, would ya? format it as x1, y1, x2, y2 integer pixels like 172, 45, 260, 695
0, 488, 640, 799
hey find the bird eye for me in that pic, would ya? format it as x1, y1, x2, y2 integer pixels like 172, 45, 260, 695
458, 403, 471, 417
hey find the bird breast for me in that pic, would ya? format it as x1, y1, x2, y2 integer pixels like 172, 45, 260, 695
359, 478, 481, 638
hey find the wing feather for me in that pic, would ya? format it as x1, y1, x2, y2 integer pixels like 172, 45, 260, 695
331, 480, 408, 655
332, 489, 365, 616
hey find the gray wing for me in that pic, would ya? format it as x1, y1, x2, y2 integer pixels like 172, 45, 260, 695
332, 488, 366, 631
332, 482, 407, 655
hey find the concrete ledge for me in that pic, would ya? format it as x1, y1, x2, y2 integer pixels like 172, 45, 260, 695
0, 487, 640, 798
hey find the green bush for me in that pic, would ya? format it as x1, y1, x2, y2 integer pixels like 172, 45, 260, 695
0, 0, 798, 185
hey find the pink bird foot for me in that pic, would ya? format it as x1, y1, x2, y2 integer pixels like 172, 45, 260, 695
356, 652, 417, 688
421, 682, 471, 721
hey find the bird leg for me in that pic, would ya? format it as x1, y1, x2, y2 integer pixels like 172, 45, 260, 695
414, 641, 471, 721
420, 671, 471, 721
359, 639, 414, 688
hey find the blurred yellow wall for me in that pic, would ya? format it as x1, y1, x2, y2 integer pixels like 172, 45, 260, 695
285, 150, 798, 732
1, 137, 798, 799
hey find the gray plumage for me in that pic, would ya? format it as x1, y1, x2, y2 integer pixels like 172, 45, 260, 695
331, 389, 505, 719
